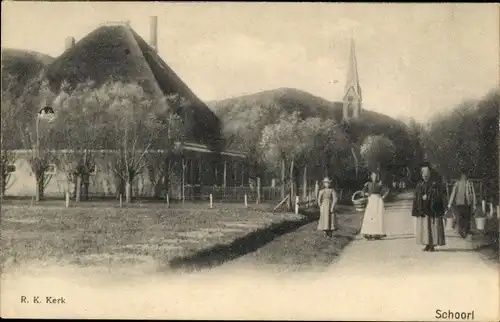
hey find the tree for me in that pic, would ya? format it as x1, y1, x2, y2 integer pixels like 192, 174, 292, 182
420, 89, 499, 199
89, 81, 183, 203
144, 111, 184, 198
360, 135, 396, 174
259, 112, 302, 200
0, 81, 18, 197
403, 117, 426, 184
10, 73, 58, 201
259, 113, 348, 204
51, 80, 104, 201
421, 100, 482, 179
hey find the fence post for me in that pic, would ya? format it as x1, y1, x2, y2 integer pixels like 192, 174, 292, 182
256, 177, 261, 204
295, 196, 299, 214
65, 191, 70, 208
244, 193, 248, 208
479, 181, 483, 204
119, 194, 123, 208
302, 166, 307, 201
166, 193, 170, 208
209, 194, 213, 209
314, 181, 319, 199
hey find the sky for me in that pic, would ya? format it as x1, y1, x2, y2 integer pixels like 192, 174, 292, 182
2, 2, 498, 122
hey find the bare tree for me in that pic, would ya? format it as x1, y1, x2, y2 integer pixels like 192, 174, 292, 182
145, 112, 184, 199
51, 79, 117, 201
91, 81, 183, 203
0, 77, 19, 197
10, 73, 57, 201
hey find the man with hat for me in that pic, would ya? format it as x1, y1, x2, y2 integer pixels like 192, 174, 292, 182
411, 161, 447, 251
317, 177, 338, 238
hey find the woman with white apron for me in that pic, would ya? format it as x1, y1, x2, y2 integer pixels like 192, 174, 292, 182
360, 172, 389, 240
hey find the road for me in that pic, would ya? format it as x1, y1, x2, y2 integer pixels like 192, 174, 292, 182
2, 193, 498, 320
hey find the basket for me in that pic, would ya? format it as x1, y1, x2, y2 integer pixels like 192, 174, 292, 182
352, 190, 367, 212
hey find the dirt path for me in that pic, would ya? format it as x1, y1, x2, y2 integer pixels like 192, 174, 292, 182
324, 192, 499, 320
2, 193, 498, 320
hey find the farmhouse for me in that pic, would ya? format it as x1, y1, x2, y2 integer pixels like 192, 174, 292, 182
5, 17, 250, 199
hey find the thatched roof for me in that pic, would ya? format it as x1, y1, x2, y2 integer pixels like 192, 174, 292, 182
45, 23, 223, 149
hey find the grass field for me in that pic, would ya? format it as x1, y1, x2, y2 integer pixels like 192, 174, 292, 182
0, 204, 305, 271
227, 211, 364, 271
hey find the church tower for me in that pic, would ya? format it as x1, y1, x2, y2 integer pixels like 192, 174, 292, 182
342, 38, 362, 121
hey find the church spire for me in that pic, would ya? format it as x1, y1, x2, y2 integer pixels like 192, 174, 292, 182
344, 37, 362, 100
342, 37, 362, 120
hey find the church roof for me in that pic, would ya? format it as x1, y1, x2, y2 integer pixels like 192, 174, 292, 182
343, 38, 362, 102
45, 22, 223, 149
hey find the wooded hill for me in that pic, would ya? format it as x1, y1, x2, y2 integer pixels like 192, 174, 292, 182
1, 48, 54, 96
208, 87, 417, 185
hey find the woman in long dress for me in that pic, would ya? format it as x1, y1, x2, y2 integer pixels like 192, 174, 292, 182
412, 163, 446, 251
360, 172, 389, 240
317, 177, 338, 238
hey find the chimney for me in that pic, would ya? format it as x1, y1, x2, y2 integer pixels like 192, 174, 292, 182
65, 36, 75, 50
150, 16, 158, 52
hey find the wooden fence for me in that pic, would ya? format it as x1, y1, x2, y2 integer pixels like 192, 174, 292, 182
182, 184, 357, 205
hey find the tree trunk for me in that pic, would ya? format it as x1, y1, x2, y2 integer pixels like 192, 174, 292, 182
36, 174, 44, 202
302, 165, 307, 200
164, 158, 171, 197
280, 159, 285, 199
289, 159, 295, 210
1, 174, 6, 198
181, 158, 186, 202
126, 179, 132, 203
223, 161, 227, 188
116, 177, 125, 200
153, 179, 163, 199
75, 175, 82, 202
82, 174, 90, 201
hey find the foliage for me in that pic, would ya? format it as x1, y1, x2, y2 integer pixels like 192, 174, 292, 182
360, 135, 396, 172
421, 89, 499, 198
2, 72, 58, 200
74, 81, 185, 201
259, 112, 350, 197
51, 80, 103, 198
0, 78, 19, 195
211, 87, 419, 186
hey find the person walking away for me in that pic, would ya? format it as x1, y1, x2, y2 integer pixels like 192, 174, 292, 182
317, 177, 338, 238
447, 171, 476, 239
360, 172, 390, 240
412, 162, 446, 251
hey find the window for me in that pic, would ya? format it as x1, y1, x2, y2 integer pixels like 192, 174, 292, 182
46, 164, 57, 175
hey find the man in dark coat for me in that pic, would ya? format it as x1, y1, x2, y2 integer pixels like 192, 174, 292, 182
412, 162, 447, 251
